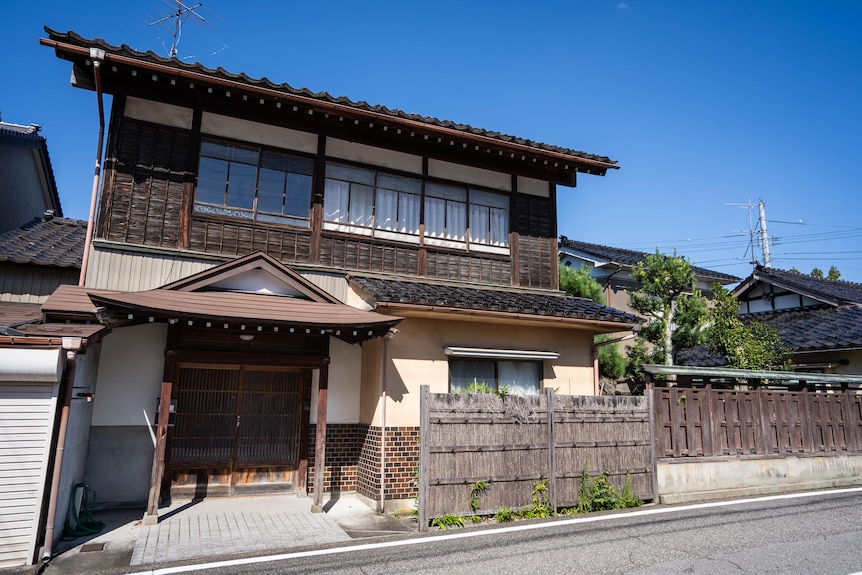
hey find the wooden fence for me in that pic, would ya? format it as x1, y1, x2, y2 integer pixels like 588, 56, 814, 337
418, 386, 653, 527
652, 387, 862, 459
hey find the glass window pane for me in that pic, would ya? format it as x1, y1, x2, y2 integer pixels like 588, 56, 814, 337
450, 360, 496, 393
349, 184, 374, 227
470, 189, 509, 209
424, 196, 445, 238
378, 174, 421, 194
228, 144, 259, 165
375, 188, 398, 231
226, 163, 257, 209
489, 207, 509, 246
426, 182, 466, 201
261, 150, 289, 172
498, 361, 541, 394
470, 204, 490, 244
326, 163, 375, 186
257, 168, 286, 214
324, 179, 349, 223
200, 140, 232, 161
196, 157, 229, 205
290, 156, 314, 176
399, 192, 421, 235
447, 200, 466, 241
284, 173, 312, 218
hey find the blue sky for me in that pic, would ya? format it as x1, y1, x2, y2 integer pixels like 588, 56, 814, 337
4, 1, 862, 283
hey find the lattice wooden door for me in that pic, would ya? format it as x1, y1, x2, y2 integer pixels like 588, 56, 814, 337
168, 364, 305, 496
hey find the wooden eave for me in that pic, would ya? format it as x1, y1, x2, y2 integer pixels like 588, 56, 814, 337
41, 36, 617, 185
370, 300, 638, 333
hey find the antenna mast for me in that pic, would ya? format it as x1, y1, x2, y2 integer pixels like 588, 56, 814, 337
727, 200, 773, 267
148, 1, 205, 58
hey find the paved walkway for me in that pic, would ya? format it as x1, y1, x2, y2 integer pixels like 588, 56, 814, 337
131, 496, 351, 566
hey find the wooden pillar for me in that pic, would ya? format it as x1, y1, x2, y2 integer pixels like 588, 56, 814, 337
418, 385, 430, 532
145, 379, 173, 524
312, 361, 329, 512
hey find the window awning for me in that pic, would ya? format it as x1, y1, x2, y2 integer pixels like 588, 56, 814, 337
443, 346, 559, 360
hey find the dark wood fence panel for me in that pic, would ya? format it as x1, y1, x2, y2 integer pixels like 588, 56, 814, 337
419, 388, 653, 523
654, 387, 862, 460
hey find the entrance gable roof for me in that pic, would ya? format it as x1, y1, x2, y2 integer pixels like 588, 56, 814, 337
160, 251, 341, 303
733, 265, 862, 308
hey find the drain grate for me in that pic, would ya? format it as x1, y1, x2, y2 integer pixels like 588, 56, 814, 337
80, 543, 105, 553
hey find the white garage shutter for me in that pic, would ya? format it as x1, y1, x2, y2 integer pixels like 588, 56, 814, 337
0, 349, 63, 568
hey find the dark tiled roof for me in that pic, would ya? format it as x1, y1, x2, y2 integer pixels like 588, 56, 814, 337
0, 216, 86, 268
679, 305, 862, 367
559, 237, 740, 283
348, 276, 643, 326
45, 28, 616, 170
746, 266, 862, 306
743, 306, 862, 351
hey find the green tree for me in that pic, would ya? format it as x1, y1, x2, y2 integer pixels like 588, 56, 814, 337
828, 266, 841, 280
627, 250, 708, 367
558, 264, 628, 381
705, 284, 792, 370
559, 263, 605, 304
810, 267, 824, 278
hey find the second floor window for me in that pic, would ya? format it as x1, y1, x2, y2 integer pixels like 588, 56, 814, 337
324, 163, 509, 248
195, 140, 313, 227
323, 164, 422, 236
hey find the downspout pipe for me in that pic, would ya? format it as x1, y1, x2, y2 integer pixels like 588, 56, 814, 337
79, 48, 106, 287
42, 337, 84, 563
379, 328, 398, 513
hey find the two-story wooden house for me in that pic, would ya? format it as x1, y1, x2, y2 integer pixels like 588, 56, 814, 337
37, 28, 641, 524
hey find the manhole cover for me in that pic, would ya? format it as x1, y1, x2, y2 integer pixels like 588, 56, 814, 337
80, 543, 105, 553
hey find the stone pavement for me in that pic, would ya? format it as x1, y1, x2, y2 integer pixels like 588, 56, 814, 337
131, 495, 352, 566
8, 494, 415, 575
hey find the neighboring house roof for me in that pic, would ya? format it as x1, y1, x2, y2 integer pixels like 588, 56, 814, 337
348, 275, 643, 329
681, 268, 862, 367
734, 265, 862, 307
681, 305, 862, 367
42, 28, 617, 176
0, 215, 86, 268
0, 302, 43, 329
558, 237, 740, 284
0, 121, 62, 219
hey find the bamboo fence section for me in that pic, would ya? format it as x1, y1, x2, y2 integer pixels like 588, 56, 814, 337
418, 386, 653, 526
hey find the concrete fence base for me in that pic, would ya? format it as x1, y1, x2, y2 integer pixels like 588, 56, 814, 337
657, 454, 862, 504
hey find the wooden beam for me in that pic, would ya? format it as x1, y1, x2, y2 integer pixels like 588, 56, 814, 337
145, 378, 173, 523
311, 362, 329, 512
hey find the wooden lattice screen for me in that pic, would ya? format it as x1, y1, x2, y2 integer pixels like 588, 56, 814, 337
653, 387, 862, 459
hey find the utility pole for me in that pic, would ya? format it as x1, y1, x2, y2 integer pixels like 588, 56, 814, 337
758, 200, 771, 267
727, 200, 773, 267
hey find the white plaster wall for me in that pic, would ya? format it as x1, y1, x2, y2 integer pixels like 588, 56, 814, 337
517, 176, 550, 197
326, 138, 422, 174
91, 323, 167, 427
310, 337, 363, 425
124, 96, 193, 130
372, 315, 595, 427
201, 112, 317, 153
427, 159, 510, 191
54, 343, 100, 546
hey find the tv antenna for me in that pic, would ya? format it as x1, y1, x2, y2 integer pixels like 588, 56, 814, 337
727, 199, 773, 267
148, 1, 206, 58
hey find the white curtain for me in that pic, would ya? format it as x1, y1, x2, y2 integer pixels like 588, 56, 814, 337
399, 192, 421, 234
498, 361, 541, 394
376, 188, 398, 231
324, 179, 349, 223
349, 184, 374, 227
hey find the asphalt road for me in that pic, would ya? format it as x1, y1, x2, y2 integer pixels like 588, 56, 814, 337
155, 490, 862, 575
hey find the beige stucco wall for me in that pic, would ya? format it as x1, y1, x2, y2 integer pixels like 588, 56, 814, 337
310, 337, 363, 425
361, 314, 596, 428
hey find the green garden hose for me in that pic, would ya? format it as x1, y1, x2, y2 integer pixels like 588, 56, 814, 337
61, 483, 105, 540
